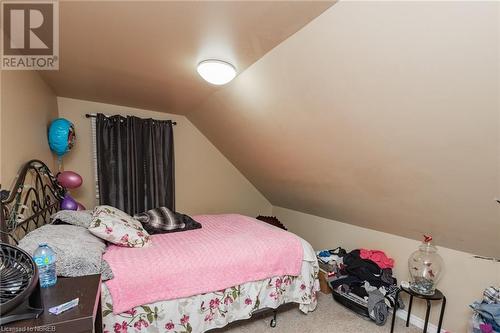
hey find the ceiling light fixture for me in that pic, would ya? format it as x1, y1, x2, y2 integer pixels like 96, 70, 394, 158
197, 60, 237, 85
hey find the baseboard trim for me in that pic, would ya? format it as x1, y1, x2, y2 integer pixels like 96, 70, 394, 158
394, 309, 448, 333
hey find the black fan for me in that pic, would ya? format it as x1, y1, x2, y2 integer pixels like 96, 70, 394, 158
0, 243, 43, 325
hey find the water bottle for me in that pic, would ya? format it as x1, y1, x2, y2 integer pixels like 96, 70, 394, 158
33, 243, 57, 288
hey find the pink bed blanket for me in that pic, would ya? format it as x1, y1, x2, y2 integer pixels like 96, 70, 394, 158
104, 214, 303, 314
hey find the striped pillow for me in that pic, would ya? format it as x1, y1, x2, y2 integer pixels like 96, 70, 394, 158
134, 207, 201, 234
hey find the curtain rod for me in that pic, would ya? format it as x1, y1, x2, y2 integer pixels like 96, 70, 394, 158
84, 113, 177, 126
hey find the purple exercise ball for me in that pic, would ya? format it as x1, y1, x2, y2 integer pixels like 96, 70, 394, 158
57, 171, 83, 189
76, 202, 86, 211
61, 195, 78, 211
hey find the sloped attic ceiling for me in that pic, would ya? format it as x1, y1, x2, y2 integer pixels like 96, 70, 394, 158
39, 1, 334, 114
188, 2, 500, 257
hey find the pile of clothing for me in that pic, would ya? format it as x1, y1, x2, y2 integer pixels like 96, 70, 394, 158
470, 286, 500, 333
317, 247, 346, 273
318, 248, 403, 326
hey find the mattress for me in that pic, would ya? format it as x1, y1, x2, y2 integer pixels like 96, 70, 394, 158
101, 236, 319, 333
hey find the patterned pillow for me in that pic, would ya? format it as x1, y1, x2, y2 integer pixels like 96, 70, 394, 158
134, 207, 201, 234
89, 205, 152, 248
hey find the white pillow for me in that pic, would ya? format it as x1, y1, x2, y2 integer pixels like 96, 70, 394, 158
88, 205, 152, 248
51, 210, 93, 228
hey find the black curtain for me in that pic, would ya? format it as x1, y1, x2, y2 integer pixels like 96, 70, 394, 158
96, 113, 175, 215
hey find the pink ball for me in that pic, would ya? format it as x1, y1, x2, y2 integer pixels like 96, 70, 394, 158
57, 171, 83, 189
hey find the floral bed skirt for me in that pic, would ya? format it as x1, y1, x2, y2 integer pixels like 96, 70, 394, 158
102, 243, 319, 333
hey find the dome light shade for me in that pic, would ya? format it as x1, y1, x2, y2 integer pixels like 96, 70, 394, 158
197, 60, 236, 85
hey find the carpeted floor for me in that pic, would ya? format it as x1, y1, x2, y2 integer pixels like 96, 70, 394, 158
216, 293, 421, 333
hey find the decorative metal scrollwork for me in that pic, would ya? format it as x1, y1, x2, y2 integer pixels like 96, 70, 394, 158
0, 160, 65, 244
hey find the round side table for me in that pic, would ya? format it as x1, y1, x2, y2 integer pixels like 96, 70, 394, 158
390, 286, 446, 333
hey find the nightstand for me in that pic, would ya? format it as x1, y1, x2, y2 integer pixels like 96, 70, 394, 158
390, 286, 446, 333
3, 274, 103, 333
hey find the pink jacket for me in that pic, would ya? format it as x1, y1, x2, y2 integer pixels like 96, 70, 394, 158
360, 249, 394, 269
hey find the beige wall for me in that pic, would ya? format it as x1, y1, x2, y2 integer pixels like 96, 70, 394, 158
274, 206, 500, 333
0, 70, 58, 188
57, 97, 271, 217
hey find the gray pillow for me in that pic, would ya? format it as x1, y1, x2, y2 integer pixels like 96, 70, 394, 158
51, 210, 93, 228
18, 224, 113, 281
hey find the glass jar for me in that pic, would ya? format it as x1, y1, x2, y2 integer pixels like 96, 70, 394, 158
408, 235, 444, 295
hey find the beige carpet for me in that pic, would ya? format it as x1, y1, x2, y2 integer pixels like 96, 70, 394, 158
216, 293, 421, 333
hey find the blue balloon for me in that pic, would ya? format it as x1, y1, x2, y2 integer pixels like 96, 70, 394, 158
48, 118, 76, 157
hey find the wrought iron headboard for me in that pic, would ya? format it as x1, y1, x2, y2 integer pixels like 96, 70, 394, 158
0, 160, 66, 245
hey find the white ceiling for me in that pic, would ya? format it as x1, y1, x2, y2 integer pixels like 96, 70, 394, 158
39, 1, 334, 114
188, 1, 500, 257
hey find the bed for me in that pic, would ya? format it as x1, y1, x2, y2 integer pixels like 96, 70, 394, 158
0, 160, 319, 333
